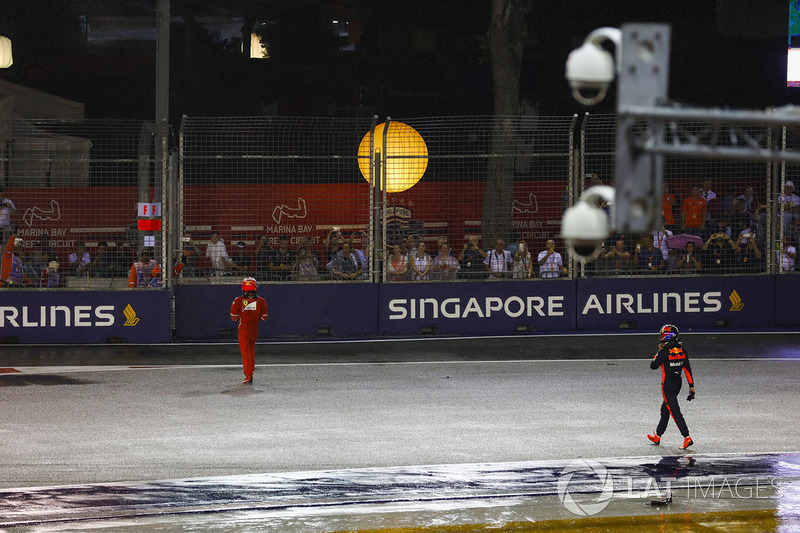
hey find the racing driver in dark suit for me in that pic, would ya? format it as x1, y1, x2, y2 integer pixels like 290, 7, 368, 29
648, 324, 695, 450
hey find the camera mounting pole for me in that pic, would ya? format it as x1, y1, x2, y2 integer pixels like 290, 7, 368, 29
614, 24, 670, 234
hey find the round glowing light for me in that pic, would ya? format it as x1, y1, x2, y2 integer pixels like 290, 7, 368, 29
358, 122, 428, 193
0, 36, 12, 69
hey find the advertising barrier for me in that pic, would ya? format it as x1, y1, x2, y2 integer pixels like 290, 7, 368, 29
0, 290, 171, 344
576, 276, 775, 332
378, 280, 576, 336
1, 275, 790, 344
775, 274, 800, 326
175, 283, 379, 339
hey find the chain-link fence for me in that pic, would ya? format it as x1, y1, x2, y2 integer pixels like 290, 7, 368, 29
582, 114, 780, 277
2, 114, 795, 290
178, 114, 577, 283
1, 119, 162, 288
779, 126, 800, 273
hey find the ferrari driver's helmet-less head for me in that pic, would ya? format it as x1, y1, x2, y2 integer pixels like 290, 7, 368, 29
242, 277, 257, 292
659, 323, 679, 342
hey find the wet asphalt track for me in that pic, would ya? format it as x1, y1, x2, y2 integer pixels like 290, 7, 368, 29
1, 332, 799, 530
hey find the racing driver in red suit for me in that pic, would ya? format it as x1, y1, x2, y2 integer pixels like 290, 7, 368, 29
230, 277, 268, 384
648, 324, 695, 450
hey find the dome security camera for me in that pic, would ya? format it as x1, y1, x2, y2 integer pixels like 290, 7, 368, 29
565, 27, 620, 106
560, 185, 615, 261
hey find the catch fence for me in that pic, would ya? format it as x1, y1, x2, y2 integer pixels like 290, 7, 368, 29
0, 114, 794, 290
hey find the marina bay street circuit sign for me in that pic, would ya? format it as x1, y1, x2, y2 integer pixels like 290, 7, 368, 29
0, 291, 170, 343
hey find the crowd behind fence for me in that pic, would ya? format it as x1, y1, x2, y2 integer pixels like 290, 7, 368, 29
1, 114, 796, 289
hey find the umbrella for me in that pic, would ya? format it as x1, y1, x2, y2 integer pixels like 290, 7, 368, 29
667, 233, 703, 250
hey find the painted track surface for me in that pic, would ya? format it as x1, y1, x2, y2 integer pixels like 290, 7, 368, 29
1, 333, 799, 530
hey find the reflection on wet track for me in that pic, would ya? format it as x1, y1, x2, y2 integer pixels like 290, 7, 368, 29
2, 453, 799, 531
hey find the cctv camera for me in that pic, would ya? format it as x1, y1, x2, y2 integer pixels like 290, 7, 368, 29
566, 42, 615, 106
560, 185, 615, 261
561, 201, 609, 260
565, 27, 620, 106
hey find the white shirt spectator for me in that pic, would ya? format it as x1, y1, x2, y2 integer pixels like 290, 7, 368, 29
538, 250, 565, 278
68, 251, 91, 267
779, 245, 796, 272
0, 195, 15, 243
206, 238, 230, 275
484, 249, 513, 278
778, 188, 800, 223
652, 229, 673, 261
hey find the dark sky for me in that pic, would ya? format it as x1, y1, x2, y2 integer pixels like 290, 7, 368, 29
0, 0, 794, 121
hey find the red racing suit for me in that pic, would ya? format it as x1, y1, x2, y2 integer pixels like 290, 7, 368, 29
230, 294, 268, 379
651, 340, 694, 438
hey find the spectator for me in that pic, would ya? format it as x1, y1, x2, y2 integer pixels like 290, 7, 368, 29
778, 181, 800, 245
512, 240, 533, 279
409, 242, 433, 280
734, 232, 764, 273
253, 234, 272, 281
269, 235, 294, 281
701, 179, 717, 203
177, 232, 203, 277
351, 231, 370, 278
327, 242, 362, 280
778, 236, 796, 272
0, 187, 16, 245
230, 241, 253, 274
682, 186, 707, 236
41, 260, 61, 288
676, 242, 702, 274
602, 239, 632, 275
296, 236, 321, 266
128, 249, 162, 287
728, 199, 750, 236
29, 234, 57, 273
2, 236, 29, 286
652, 223, 673, 262
485, 239, 513, 279
432, 237, 448, 258
458, 236, 486, 279
713, 216, 732, 240
87, 242, 117, 278
736, 186, 756, 215
387, 244, 408, 281
702, 180, 721, 237
324, 228, 344, 263
68, 242, 91, 277
586, 173, 610, 212
633, 234, 665, 274
662, 183, 677, 233
537, 239, 568, 279
702, 231, 739, 274
402, 233, 423, 258
206, 231, 234, 276
292, 247, 320, 281
431, 244, 460, 280
751, 203, 769, 249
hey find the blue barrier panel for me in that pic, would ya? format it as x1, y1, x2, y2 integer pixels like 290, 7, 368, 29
378, 280, 576, 336
576, 275, 775, 332
775, 275, 800, 326
175, 283, 379, 339
0, 290, 171, 344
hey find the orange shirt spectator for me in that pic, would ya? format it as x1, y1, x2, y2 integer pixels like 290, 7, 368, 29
662, 185, 676, 226
682, 186, 707, 231
128, 250, 162, 287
